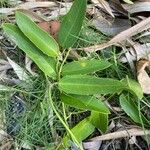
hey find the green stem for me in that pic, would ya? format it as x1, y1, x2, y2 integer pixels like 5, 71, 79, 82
47, 83, 83, 150
58, 48, 71, 81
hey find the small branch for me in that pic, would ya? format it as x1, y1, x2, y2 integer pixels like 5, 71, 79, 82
90, 128, 150, 141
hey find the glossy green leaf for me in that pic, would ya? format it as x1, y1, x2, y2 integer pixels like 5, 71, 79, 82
58, 0, 87, 48
59, 75, 125, 95
122, 78, 143, 99
90, 111, 108, 133
2, 23, 57, 79
61, 94, 110, 114
62, 117, 95, 147
62, 59, 111, 76
119, 94, 150, 126
16, 11, 59, 58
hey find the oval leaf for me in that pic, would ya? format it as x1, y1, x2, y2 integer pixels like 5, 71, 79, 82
90, 111, 108, 133
61, 94, 110, 114
16, 11, 59, 58
121, 78, 143, 99
58, 0, 87, 48
119, 94, 150, 126
58, 75, 125, 95
62, 59, 111, 76
3, 23, 57, 79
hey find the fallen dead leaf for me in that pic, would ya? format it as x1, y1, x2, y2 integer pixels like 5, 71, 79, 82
92, 16, 131, 36
38, 20, 60, 39
137, 59, 150, 94
81, 16, 150, 52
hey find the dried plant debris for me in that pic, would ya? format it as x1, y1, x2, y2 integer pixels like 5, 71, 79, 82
1, 0, 150, 150
137, 60, 150, 94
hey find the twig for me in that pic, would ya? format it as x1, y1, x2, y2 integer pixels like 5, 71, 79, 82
79, 16, 150, 52
90, 128, 150, 141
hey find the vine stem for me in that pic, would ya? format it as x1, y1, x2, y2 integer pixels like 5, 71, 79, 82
47, 82, 83, 150
58, 48, 71, 81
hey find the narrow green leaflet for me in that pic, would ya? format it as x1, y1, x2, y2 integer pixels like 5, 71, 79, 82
119, 94, 150, 126
61, 94, 110, 114
59, 75, 125, 95
62, 59, 111, 76
90, 111, 108, 133
122, 78, 143, 99
15, 11, 59, 58
62, 117, 95, 148
58, 0, 87, 48
3, 24, 57, 79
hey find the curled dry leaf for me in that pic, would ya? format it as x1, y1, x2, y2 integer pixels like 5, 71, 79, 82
123, 2, 150, 14
92, 0, 114, 17
137, 60, 150, 94
120, 43, 150, 63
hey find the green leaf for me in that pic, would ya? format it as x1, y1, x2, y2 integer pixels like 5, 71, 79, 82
119, 94, 150, 126
90, 111, 108, 133
123, 0, 134, 4
61, 94, 110, 114
58, 0, 87, 48
15, 11, 59, 58
59, 75, 125, 95
62, 117, 95, 147
2, 23, 57, 79
122, 78, 143, 99
62, 59, 111, 76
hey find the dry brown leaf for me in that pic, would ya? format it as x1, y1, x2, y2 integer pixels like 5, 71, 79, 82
97, 0, 114, 17
120, 43, 150, 63
137, 60, 150, 94
110, 0, 128, 17
123, 2, 150, 14
38, 20, 60, 39
0, 2, 57, 15
81, 16, 150, 52
92, 16, 131, 36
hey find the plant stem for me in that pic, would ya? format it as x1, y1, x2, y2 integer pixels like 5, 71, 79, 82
47, 82, 83, 150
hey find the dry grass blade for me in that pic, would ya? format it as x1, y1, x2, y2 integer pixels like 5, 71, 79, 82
81, 17, 150, 52
0, 2, 57, 15
97, 0, 114, 17
90, 128, 150, 141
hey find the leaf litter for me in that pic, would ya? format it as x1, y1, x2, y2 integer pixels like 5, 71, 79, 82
1, 0, 150, 149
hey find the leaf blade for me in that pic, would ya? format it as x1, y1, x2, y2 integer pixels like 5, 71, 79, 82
119, 94, 150, 126
90, 111, 108, 133
62, 59, 111, 76
61, 94, 110, 114
59, 75, 125, 95
16, 11, 59, 58
3, 23, 57, 79
58, 0, 87, 48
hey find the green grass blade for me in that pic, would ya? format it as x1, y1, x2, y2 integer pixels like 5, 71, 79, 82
59, 75, 125, 95
61, 94, 110, 114
62, 59, 111, 76
2, 23, 57, 79
16, 11, 60, 58
58, 0, 87, 48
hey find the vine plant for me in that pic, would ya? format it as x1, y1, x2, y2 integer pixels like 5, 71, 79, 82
2, 0, 150, 149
